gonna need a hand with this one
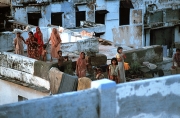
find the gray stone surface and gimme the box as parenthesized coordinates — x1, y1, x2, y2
(77, 37, 99, 53)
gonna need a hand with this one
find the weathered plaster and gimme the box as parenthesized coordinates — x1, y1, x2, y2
(0, 66, 50, 91)
(0, 32, 14, 52)
(0, 88, 99, 118)
(124, 45, 163, 63)
(112, 25, 143, 48)
(0, 52, 36, 75)
(0, 79, 49, 105)
(1, 75, 180, 117)
(116, 75, 180, 118)
(130, 9, 143, 25)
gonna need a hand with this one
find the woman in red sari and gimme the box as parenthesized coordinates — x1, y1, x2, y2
(34, 26, 44, 60)
(26, 31, 39, 59)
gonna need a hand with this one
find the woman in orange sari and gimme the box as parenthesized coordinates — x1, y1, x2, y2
(34, 26, 44, 60)
(48, 28, 61, 61)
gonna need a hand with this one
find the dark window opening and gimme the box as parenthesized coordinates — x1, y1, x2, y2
(28, 12, 42, 26)
(51, 12, 63, 26)
(95, 10, 108, 24)
(119, 0, 134, 25)
(18, 95, 28, 102)
(76, 11, 86, 27)
(94, 32, 105, 37)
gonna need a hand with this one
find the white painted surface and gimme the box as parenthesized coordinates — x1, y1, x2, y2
(0, 79, 49, 105)
(0, 52, 36, 75)
(1, 76, 180, 117)
(0, 67, 50, 91)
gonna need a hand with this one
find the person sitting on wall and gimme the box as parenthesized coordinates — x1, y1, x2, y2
(172, 48, 180, 68)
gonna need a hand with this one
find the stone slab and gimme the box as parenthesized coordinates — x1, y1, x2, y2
(48, 67, 64, 94)
(77, 77, 91, 91)
(0, 66, 50, 91)
(124, 45, 163, 64)
(0, 52, 36, 75)
(77, 37, 99, 53)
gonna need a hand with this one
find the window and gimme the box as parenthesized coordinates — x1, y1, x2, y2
(119, 0, 134, 25)
(95, 10, 109, 24)
(51, 12, 63, 26)
(28, 12, 42, 26)
(18, 95, 28, 101)
(76, 11, 86, 27)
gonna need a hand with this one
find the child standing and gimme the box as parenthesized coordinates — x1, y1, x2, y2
(76, 52, 89, 78)
(108, 58, 120, 83)
(41, 44, 47, 61)
(14, 31, 26, 55)
(116, 47, 126, 83)
(57, 50, 65, 72)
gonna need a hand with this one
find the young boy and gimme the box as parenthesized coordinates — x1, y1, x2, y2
(95, 68, 105, 80)
(41, 44, 47, 61)
(57, 50, 65, 72)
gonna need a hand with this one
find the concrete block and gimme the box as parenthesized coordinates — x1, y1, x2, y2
(48, 67, 63, 94)
(124, 45, 163, 64)
(0, 52, 36, 75)
(77, 37, 99, 53)
(91, 79, 116, 118)
(0, 32, 15, 52)
(0, 66, 50, 91)
(86, 53, 107, 66)
(77, 77, 91, 91)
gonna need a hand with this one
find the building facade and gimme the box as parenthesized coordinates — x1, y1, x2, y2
(10, 0, 119, 42)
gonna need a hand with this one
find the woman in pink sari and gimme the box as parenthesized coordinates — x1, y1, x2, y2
(34, 26, 44, 60)
(76, 52, 89, 78)
(48, 28, 61, 61)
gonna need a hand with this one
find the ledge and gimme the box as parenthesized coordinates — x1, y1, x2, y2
(0, 67, 50, 93)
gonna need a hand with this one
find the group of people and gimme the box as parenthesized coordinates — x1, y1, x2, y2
(14, 26, 126, 83)
(14, 27, 61, 62)
(98, 47, 126, 83)
(74, 47, 126, 84)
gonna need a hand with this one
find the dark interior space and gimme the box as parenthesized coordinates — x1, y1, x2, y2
(76, 11, 86, 27)
(51, 12, 63, 26)
(28, 12, 42, 26)
(95, 10, 108, 24)
(0, 4, 10, 32)
(150, 27, 174, 56)
(119, 0, 134, 25)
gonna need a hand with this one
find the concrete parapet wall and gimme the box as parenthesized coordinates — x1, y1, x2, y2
(0, 67, 50, 91)
(0, 52, 36, 75)
(0, 75, 180, 117)
(0, 52, 50, 92)
(0, 89, 99, 118)
(124, 45, 163, 64)
(116, 75, 180, 118)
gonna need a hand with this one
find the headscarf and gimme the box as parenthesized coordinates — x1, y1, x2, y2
(50, 28, 61, 46)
